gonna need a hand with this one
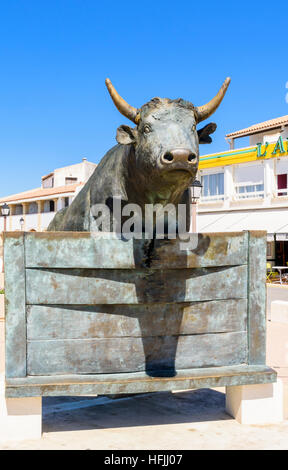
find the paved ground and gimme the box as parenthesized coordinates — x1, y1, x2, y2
(1, 388, 288, 450)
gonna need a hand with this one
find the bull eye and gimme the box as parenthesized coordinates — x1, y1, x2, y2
(143, 124, 151, 134)
(191, 124, 196, 132)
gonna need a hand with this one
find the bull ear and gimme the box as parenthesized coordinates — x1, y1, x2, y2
(197, 122, 217, 144)
(116, 125, 137, 145)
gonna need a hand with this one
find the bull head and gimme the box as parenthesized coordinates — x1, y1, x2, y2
(105, 78, 231, 206)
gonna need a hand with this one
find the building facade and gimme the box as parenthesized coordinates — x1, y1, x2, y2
(198, 115, 288, 266)
(0, 158, 97, 233)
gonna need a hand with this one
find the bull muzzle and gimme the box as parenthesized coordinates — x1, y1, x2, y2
(160, 148, 197, 171)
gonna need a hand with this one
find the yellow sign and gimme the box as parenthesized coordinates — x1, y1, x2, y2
(199, 136, 288, 170)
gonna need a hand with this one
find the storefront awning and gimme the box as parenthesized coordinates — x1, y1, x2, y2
(198, 209, 288, 239)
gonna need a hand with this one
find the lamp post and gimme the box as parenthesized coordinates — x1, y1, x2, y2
(1, 203, 10, 232)
(20, 217, 24, 231)
(1, 203, 10, 273)
(190, 180, 202, 233)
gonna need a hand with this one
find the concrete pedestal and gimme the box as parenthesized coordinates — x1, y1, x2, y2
(0, 375, 42, 442)
(0, 273, 4, 290)
(226, 379, 283, 424)
(271, 301, 288, 323)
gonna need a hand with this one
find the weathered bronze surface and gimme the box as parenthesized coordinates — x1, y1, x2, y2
(6, 366, 276, 398)
(4, 231, 276, 397)
(48, 78, 230, 231)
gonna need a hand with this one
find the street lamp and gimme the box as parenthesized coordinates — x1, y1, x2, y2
(1, 203, 10, 232)
(1, 203, 10, 273)
(190, 180, 202, 233)
(20, 217, 24, 231)
(191, 179, 203, 203)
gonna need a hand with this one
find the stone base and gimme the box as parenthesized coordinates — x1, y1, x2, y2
(0, 295, 4, 319)
(0, 320, 4, 374)
(0, 375, 41, 442)
(226, 379, 283, 424)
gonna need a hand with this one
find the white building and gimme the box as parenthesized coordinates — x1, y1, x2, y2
(0, 158, 97, 233)
(198, 115, 288, 266)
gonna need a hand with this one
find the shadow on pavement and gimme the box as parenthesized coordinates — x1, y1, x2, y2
(42, 388, 231, 434)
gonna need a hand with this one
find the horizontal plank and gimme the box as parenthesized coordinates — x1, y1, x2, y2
(27, 299, 247, 340)
(23, 231, 248, 269)
(6, 365, 277, 397)
(27, 331, 248, 375)
(26, 265, 247, 305)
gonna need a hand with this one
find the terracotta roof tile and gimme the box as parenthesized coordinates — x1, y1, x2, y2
(0, 183, 82, 204)
(226, 115, 288, 139)
(41, 172, 54, 181)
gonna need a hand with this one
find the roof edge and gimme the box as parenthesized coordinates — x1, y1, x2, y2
(226, 115, 288, 139)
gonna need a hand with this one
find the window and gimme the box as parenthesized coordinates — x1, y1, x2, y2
(42, 176, 54, 189)
(15, 205, 23, 215)
(234, 164, 264, 199)
(64, 197, 69, 207)
(236, 183, 264, 198)
(267, 241, 275, 259)
(44, 200, 55, 212)
(201, 173, 224, 201)
(28, 202, 38, 214)
(65, 177, 77, 185)
(277, 174, 288, 196)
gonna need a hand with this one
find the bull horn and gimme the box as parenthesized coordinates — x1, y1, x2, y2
(105, 78, 140, 124)
(195, 77, 231, 123)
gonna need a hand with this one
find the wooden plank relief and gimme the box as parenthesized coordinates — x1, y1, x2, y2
(24, 231, 248, 269)
(149, 232, 248, 269)
(27, 299, 247, 340)
(27, 331, 248, 375)
(3, 230, 269, 395)
(247, 231, 267, 365)
(4, 233, 27, 377)
(26, 264, 247, 305)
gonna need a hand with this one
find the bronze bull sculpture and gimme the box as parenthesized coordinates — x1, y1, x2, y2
(48, 78, 230, 232)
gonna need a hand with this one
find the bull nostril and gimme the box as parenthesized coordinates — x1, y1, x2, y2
(188, 153, 197, 162)
(163, 152, 174, 162)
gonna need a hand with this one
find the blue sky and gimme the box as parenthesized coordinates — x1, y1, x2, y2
(0, 0, 288, 197)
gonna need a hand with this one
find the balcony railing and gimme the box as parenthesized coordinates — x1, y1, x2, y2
(234, 182, 265, 200)
(277, 188, 288, 197)
(200, 194, 225, 202)
(234, 190, 265, 200)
